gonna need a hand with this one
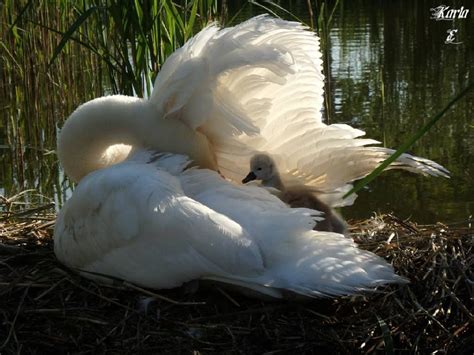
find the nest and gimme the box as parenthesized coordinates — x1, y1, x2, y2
(1, 193, 473, 353)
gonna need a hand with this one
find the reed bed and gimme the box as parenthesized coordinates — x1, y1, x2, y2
(1, 194, 472, 353)
(0, 0, 219, 197)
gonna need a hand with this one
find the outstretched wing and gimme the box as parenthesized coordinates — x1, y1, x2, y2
(150, 15, 448, 197)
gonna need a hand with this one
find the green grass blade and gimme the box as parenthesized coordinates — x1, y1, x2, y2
(0, 41, 22, 73)
(185, 0, 199, 40)
(7, 0, 34, 34)
(376, 315, 394, 355)
(47, 6, 98, 70)
(259, 1, 306, 24)
(344, 81, 474, 198)
(248, 0, 280, 18)
(162, 0, 185, 34)
(227, 2, 248, 25)
(327, 0, 340, 27)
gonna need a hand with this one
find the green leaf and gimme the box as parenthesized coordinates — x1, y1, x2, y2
(47, 6, 98, 70)
(185, 0, 199, 40)
(7, 0, 34, 34)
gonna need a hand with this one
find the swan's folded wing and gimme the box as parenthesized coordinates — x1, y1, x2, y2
(54, 160, 264, 289)
(178, 167, 407, 297)
(150, 15, 448, 193)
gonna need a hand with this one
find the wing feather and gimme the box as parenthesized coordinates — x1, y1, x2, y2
(178, 167, 406, 297)
(150, 15, 448, 203)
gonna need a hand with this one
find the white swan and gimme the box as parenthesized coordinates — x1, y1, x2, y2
(54, 16, 448, 298)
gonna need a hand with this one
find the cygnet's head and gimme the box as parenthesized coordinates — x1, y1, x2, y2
(242, 153, 277, 184)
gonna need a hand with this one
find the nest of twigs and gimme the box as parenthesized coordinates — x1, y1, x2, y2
(1, 193, 473, 354)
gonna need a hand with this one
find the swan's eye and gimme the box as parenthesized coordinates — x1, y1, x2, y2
(257, 167, 262, 171)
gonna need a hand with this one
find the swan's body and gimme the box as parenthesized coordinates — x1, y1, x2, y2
(242, 153, 348, 235)
(54, 16, 448, 298)
(55, 151, 404, 297)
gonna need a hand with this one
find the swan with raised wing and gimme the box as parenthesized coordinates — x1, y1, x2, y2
(54, 16, 448, 298)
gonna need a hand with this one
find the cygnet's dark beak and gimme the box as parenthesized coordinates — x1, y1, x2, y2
(242, 171, 257, 184)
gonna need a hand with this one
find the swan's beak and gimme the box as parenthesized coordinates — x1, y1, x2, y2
(242, 171, 257, 184)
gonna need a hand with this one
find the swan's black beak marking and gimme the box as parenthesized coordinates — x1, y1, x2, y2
(242, 171, 257, 184)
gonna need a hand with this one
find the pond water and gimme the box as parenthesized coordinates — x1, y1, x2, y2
(1, 1, 473, 224)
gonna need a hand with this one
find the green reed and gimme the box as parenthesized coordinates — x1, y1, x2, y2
(0, 1, 218, 200)
(46, 0, 219, 97)
(1, 1, 102, 199)
(314, 0, 339, 124)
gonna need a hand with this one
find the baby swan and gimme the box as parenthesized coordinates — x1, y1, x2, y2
(242, 153, 348, 235)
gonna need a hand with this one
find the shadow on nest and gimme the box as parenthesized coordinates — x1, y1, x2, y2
(1, 194, 472, 353)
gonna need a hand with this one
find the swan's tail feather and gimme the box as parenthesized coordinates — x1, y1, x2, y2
(383, 149, 451, 178)
(267, 234, 409, 298)
(207, 230, 408, 299)
(202, 262, 408, 300)
(202, 276, 284, 299)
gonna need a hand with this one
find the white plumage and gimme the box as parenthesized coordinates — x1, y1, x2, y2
(55, 152, 406, 298)
(54, 16, 447, 298)
(150, 15, 448, 197)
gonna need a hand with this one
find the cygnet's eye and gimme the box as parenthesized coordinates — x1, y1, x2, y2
(257, 167, 262, 171)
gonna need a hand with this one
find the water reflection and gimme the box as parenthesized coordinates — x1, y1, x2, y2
(1, 1, 472, 223)
(325, 1, 473, 223)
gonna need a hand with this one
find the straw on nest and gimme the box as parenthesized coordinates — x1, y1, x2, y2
(1, 193, 473, 353)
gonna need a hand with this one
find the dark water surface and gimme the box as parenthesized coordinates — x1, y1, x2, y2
(328, 1, 473, 224)
(1, 1, 473, 223)
(232, 0, 474, 224)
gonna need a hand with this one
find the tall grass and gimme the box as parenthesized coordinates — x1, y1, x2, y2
(47, 0, 219, 97)
(1, 1, 104, 201)
(0, 0, 218, 200)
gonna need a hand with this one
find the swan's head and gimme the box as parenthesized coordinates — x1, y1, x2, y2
(242, 153, 277, 184)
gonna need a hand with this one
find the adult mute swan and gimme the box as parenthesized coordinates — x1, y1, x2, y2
(55, 151, 406, 297)
(55, 16, 447, 298)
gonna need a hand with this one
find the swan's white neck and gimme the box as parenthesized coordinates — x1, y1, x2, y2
(58, 95, 216, 182)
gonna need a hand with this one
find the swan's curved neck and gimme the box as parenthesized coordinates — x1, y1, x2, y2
(58, 95, 216, 182)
